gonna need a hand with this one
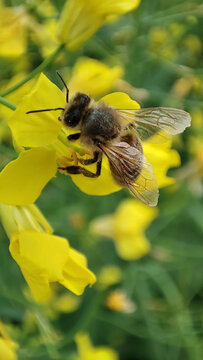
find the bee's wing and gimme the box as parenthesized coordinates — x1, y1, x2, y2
(100, 141, 159, 207)
(117, 107, 191, 143)
(127, 155, 159, 207)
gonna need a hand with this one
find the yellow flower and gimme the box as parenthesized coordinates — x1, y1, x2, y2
(106, 289, 136, 313)
(57, 0, 141, 50)
(0, 6, 26, 57)
(0, 148, 57, 205)
(143, 140, 180, 188)
(75, 333, 118, 360)
(183, 34, 202, 54)
(0, 74, 35, 121)
(0, 203, 96, 303)
(5, 73, 180, 206)
(67, 57, 123, 98)
(52, 293, 81, 313)
(97, 265, 122, 289)
(0, 74, 36, 143)
(90, 199, 158, 260)
(0, 3, 61, 60)
(0, 322, 18, 360)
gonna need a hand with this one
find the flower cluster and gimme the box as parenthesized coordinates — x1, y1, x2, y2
(0, 0, 195, 358)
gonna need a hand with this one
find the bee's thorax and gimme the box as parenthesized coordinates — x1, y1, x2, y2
(81, 104, 121, 145)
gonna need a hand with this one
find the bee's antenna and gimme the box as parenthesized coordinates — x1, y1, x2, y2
(26, 107, 64, 114)
(56, 71, 69, 103)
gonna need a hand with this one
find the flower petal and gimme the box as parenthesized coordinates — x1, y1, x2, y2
(0, 338, 17, 360)
(114, 199, 158, 236)
(75, 333, 119, 360)
(71, 156, 121, 196)
(57, 0, 140, 50)
(100, 92, 140, 109)
(0, 148, 57, 205)
(143, 141, 181, 187)
(0, 7, 26, 58)
(8, 73, 64, 147)
(9, 231, 70, 302)
(62, 248, 96, 295)
(10, 231, 96, 302)
(69, 58, 123, 98)
(115, 233, 151, 260)
(113, 199, 157, 259)
(99, 0, 141, 14)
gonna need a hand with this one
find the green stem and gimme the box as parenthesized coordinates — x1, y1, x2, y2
(0, 96, 16, 111)
(0, 44, 65, 97)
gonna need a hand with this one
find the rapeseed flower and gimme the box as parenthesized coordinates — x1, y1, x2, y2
(67, 57, 123, 98)
(0, 6, 26, 58)
(90, 199, 158, 260)
(0, 203, 96, 303)
(4, 73, 180, 205)
(106, 289, 136, 313)
(97, 265, 122, 289)
(57, 0, 141, 50)
(0, 74, 35, 143)
(74, 333, 118, 360)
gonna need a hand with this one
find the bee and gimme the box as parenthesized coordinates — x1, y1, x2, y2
(26, 72, 191, 206)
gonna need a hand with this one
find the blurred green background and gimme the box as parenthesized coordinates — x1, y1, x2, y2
(0, 0, 203, 359)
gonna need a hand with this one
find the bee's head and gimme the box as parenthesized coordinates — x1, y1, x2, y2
(60, 93, 90, 128)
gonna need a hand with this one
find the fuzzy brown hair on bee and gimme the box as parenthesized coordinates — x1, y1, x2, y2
(26, 72, 191, 207)
(60, 93, 122, 147)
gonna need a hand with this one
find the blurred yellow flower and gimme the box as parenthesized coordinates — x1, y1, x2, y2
(188, 136, 203, 176)
(106, 289, 136, 313)
(190, 109, 203, 132)
(0, 6, 26, 57)
(0, 203, 96, 303)
(97, 265, 123, 289)
(172, 77, 193, 98)
(67, 57, 123, 98)
(143, 139, 180, 188)
(75, 333, 118, 360)
(52, 293, 81, 313)
(0, 3, 61, 60)
(183, 34, 202, 54)
(90, 199, 158, 260)
(57, 0, 141, 50)
(149, 26, 177, 60)
(0, 322, 18, 360)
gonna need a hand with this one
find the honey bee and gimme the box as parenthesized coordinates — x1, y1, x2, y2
(26, 72, 191, 206)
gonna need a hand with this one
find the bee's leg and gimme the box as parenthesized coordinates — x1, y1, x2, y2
(67, 133, 81, 141)
(78, 151, 99, 165)
(59, 158, 102, 178)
